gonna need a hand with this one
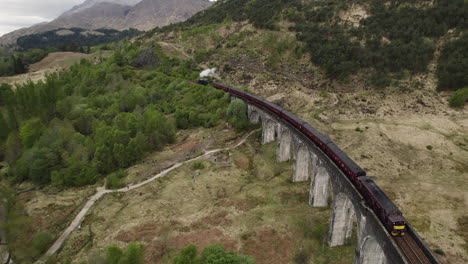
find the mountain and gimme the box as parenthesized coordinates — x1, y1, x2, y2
(124, 0, 215, 31)
(62, 0, 143, 16)
(0, 0, 212, 46)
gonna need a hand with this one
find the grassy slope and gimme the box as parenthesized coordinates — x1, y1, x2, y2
(139, 10, 467, 264)
(52, 126, 355, 264)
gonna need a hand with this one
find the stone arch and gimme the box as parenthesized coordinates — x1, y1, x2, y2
(328, 192, 357, 247)
(359, 236, 387, 264)
(309, 165, 330, 207)
(292, 144, 311, 182)
(276, 128, 292, 162)
(262, 118, 277, 144)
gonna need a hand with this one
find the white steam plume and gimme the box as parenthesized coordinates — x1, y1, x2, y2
(200, 68, 217, 78)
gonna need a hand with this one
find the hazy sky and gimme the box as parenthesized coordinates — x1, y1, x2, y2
(0, 0, 84, 36)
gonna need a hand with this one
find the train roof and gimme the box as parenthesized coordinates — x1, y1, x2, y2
(326, 142, 366, 176)
(302, 123, 333, 145)
(358, 176, 401, 214)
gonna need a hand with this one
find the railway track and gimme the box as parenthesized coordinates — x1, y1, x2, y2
(394, 234, 431, 264)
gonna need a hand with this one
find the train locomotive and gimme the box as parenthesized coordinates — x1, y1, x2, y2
(196, 79, 407, 237)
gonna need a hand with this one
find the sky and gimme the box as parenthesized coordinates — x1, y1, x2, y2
(0, 0, 86, 37)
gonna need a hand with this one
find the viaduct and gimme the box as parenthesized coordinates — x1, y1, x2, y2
(209, 82, 440, 264)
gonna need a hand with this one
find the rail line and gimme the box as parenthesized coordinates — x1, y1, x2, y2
(201, 80, 440, 264)
(394, 234, 431, 264)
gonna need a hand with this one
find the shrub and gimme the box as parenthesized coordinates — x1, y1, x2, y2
(313, 223, 328, 241)
(191, 161, 205, 170)
(106, 170, 127, 189)
(120, 243, 144, 264)
(19, 118, 45, 148)
(426, 145, 433, 150)
(293, 248, 310, 264)
(227, 99, 249, 132)
(437, 33, 468, 91)
(449, 87, 468, 108)
(106, 245, 123, 264)
(32, 231, 54, 254)
(434, 248, 445, 255)
(173, 244, 197, 264)
(173, 244, 256, 264)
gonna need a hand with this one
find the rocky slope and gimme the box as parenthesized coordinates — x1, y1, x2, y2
(0, 0, 212, 45)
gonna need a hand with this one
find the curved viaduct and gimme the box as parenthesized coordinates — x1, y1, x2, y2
(207, 82, 440, 264)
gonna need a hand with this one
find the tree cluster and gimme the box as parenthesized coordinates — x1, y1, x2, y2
(103, 243, 144, 264)
(0, 43, 229, 187)
(0, 48, 58, 77)
(437, 32, 468, 91)
(153, 0, 295, 33)
(17, 28, 141, 51)
(293, 0, 467, 81)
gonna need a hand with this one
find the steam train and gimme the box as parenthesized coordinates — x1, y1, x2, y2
(196, 79, 407, 237)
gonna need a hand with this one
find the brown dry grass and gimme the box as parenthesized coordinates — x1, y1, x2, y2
(53, 129, 355, 263)
(240, 227, 296, 264)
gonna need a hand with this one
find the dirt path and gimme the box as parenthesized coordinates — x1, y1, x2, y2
(43, 131, 255, 258)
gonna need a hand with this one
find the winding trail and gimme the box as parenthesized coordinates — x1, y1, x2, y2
(44, 131, 255, 257)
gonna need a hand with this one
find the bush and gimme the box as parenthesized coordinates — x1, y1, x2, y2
(106, 245, 123, 264)
(191, 161, 205, 170)
(227, 99, 249, 132)
(449, 87, 468, 108)
(293, 248, 310, 264)
(437, 33, 468, 91)
(32, 231, 54, 254)
(173, 244, 197, 264)
(106, 170, 127, 189)
(426, 145, 433, 150)
(19, 118, 45, 148)
(173, 244, 255, 264)
(120, 243, 144, 264)
(312, 223, 328, 241)
(434, 248, 445, 256)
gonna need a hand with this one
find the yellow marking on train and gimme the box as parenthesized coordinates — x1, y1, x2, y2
(394, 226, 405, 230)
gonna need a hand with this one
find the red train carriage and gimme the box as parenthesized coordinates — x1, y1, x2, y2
(357, 176, 406, 236)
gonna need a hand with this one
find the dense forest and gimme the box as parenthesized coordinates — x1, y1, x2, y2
(17, 28, 142, 51)
(0, 41, 248, 188)
(155, 0, 468, 101)
(0, 48, 53, 76)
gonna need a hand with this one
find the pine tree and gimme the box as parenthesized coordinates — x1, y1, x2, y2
(0, 112, 9, 140)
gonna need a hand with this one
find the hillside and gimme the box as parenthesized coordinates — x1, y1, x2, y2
(0, 0, 467, 264)
(133, 0, 468, 262)
(0, 0, 213, 46)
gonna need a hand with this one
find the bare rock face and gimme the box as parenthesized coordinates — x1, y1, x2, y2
(62, 0, 143, 16)
(124, 0, 213, 31)
(0, 0, 212, 45)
